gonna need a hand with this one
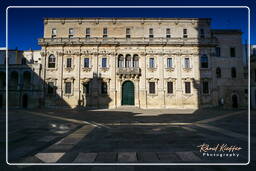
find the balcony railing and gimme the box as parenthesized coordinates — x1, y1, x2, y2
(38, 37, 218, 46)
(117, 67, 141, 75)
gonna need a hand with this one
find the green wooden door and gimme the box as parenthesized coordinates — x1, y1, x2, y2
(122, 81, 134, 105)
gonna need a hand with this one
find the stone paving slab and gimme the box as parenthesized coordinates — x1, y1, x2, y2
(176, 151, 201, 161)
(157, 152, 180, 162)
(37, 136, 58, 142)
(95, 152, 117, 163)
(35, 152, 65, 163)
(118, 152, 137, 162)
(73, 152, 98, 163)
(138, 152, 159, 162)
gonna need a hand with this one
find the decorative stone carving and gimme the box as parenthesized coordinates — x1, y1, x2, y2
(165, 67, 175, 72)
(82, 67, 92, 72)
(100, 67, 109, 72)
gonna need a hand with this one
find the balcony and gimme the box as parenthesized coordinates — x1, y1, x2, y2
(38, 37, 218, 46)
(117, 67, 141, 77)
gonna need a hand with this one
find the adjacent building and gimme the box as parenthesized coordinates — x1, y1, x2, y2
(0, 48, 43, 108)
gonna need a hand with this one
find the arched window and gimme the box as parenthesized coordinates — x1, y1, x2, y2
(23, 71, 31, 89)
(231, 67, 237, 78)
(200, 55, 208, 68)
(125, 54, 132, 68)
(48, 55, 56, 68)
(118, 54, 124, 68)
(10, 71, 19, 89)
(133, 54, 139, 68)
(216, 67, 221, 78)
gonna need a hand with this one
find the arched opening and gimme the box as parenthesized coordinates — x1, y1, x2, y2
(23, 71, 31, 89)
(118, 54, 124, 68)
(122, 81, 134, 105)
(0, 72, 6, 89)
(48, 54, 56, 68)
(133, 54, 139, 68)
(10, 71, 19, 90)
(125, 54, 132, 68)
(232, 94, 238, 108)
(22, 94, 28, 108)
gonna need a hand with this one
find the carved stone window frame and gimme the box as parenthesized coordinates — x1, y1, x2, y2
(46, 53, 58, 71)
(82, 55, 92, 72)
(182, 77, 194, 95)
(45, 77, 57, 96)
(182, 56, 192, 72)
(165, 55, 175, 72)
(147, 56, 157, 72)
(63, 77, 75, 96)
(99, 55, 110, 72)
(164, 78, 176, 96)
(64, 55, 75, 72)
(146, 78, 159, 96)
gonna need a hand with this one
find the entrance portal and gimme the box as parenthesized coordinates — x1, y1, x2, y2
(232, 94, 238, 108)
(22, 94, 28, 108)
(122, 81, 134, 105)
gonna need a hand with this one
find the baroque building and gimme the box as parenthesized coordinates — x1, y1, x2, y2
(2, 18, 247, 109)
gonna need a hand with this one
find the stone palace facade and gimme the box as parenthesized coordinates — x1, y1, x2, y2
(34, 17, 247, 109)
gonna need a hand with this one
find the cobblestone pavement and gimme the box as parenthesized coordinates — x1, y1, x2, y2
(1, 108, 255, 170)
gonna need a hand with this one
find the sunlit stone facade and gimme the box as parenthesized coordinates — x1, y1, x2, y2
(38, 18, 247, 109)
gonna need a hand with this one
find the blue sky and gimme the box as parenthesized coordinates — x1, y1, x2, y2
(0, 0, 255, 50)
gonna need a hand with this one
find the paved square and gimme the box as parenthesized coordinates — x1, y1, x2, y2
(2, 108, 253, 164)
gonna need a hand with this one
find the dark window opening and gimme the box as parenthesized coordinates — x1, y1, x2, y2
(167, 82, 173, 94)
(185, 82, 191, 94)
(149, 82, 155, 94)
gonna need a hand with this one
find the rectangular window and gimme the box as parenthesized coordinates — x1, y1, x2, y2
(102, 58, 107, 68)
(101, 82, 108, 94)
(52, 28, 57, 38)
(126, 28, 131, 38)
(184, 58, 190, 69)
(86, 28, 90, 38)
(149, 82, 155, 94)
(66, 58, 72, 68)
(103, 28, 108, 38)
(185, 82, 191, 94)
(230, 47, 236, 57)
(183, 29, 188, 38)
(84, 58, 90, 68)
(200, 29, 205, 38)
(149, 58, 155, 68)
(202, 81, 209, 94)
(215, 47, 221, 57)
(167, 82, 173, 94)
(47, 82, 54, 95)
(166, 28, 171, 38)
(65, 82, 72, 94)
(167, 58, 173, 68)
(149, 28, 154, 38)
(69, 28, 74, 38)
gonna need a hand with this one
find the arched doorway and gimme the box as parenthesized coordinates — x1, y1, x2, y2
(122, 81, 134, 105)
(232, 94, 238, 108)
(22, 94, 28, 108)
